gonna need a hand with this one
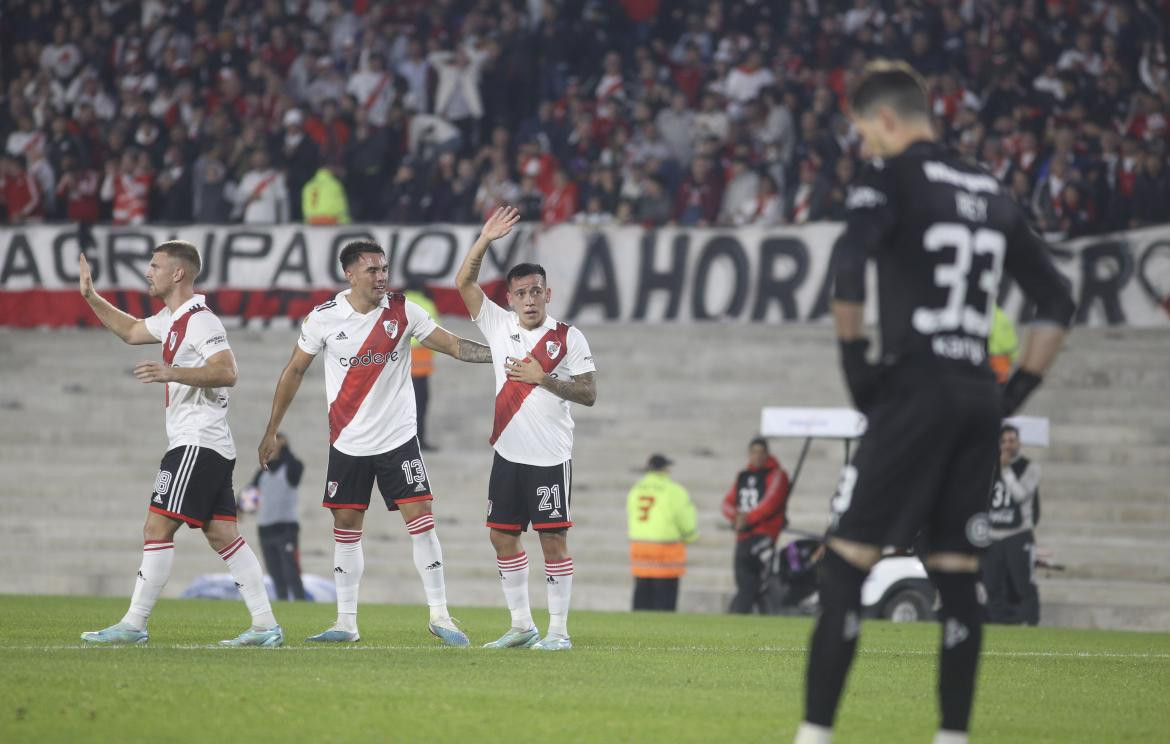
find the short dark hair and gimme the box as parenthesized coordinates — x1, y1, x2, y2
(848, 60, 931, 120)
(1001, 424, 1020, 437)
(154, 240, 201, 275)
(749, 437, 768, 450)
(506, 263, 547, 286)
(339, 240, 385, 270)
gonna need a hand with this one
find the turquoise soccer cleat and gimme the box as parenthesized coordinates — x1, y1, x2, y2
(482, 626, 540, 649)
(80, 622, 148, 645)
(428, 618, 470, 647)
(306, 628, 360, 643)
(531, 635, 572, 651)
(220, 625, 284, 647)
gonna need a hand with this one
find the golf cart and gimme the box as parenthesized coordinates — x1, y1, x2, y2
(756, 407, 1050, 623)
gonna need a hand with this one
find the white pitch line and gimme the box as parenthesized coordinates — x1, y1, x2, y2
(6, 644, 1170, 659)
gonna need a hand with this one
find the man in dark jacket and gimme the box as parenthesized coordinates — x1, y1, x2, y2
(722, 437, 790, 613)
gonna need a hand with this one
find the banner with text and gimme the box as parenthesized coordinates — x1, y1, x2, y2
(1, 222, 1167, 327)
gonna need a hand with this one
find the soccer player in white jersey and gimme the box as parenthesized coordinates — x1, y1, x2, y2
(456, 206, 598, 651)
(258, 240, 493, 645)
(78, 241, 282, 647)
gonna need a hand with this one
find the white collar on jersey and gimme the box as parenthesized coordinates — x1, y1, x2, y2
(336, 288, 389, 318)
(170, 293, 207, 318)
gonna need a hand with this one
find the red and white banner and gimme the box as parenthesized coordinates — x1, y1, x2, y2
(1, 222, 1168, 327)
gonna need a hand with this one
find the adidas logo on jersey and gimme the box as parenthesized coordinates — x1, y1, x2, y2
(547, 508, 562, 518)
(414, 482, 426, 492)
(335, 331, 348, 341)
(510, 333, 521, 342)
(152, 494, 163, 504)
(234, 581, 243, 589)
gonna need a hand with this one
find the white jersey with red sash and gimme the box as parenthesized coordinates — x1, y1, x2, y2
(298, 290, 437, 456)
(143, 294, 235, 459)
(473, 299, 596, 466)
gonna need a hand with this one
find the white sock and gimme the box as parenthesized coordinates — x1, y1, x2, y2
(933, 731, 968, 744)
(218, 536, 277, 630)
(333, 527, 363, 632)
(406, 514, 449, 621)
(794, 722, 833, 744)
(497, 552, 533, 630)
(545, 557, 573, 638)
(121, 540, 175, 630)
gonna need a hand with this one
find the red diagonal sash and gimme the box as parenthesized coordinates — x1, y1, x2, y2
(162, 305, 206, 407)
(328, 295, 408, 445)
(490, 322, 570, 445)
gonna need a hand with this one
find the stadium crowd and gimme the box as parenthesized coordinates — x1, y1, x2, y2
(1, 0, 1169, 239)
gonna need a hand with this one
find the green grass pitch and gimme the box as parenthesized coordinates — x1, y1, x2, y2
(1, 596, 1168, 743)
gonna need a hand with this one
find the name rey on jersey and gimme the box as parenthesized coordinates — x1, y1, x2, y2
(844, 145, 1024, 372)
(142, 294, 235, 459)
(298, 291, 437, 457)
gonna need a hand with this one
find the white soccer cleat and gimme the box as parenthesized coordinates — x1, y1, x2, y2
(306, 627, 360, 643)
(482, 626, 540, 649)
(531, 634, 572, 651)
(80, 622, 148, 645)
(220, 625, 284, 647)
(428, 617, 470, 647)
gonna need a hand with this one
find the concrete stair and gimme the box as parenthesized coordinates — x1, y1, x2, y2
(0, 323, 1167, 631)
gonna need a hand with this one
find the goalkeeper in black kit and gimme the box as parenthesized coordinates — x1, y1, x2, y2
(793, 61, 1075, 744)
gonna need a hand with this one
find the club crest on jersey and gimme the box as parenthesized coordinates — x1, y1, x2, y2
(168, 331, 178, 350)
(326, 481, 339, 500)
(383, 320, 399, 339)
(545, 340, 562, 359)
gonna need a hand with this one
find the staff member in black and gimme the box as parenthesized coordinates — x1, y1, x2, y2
(794, 60, 1075, 744)
(982, 424, 1041, 625)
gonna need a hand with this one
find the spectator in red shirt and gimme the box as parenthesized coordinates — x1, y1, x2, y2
(721, 437, 790, 614)
(55, 155, 101, 223)
(673, 154, 722, 226)
(541, 167, 578, 226)
(0, 154, 44, 224)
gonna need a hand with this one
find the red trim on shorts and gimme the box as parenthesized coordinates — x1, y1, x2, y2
(535, 521, 574, 530)
(211, 514, 237, 522)
(323, 502, 371, 510)
(486, 521, 523, 531)
(392, 494, 433, 507)
(149, 505, 203, 528)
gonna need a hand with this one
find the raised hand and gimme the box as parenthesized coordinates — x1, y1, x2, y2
(480, 205, 521, 243)
(79, 253, 95, 299)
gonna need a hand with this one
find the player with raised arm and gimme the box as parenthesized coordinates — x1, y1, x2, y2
(258, 240, 493, 646)
(793, 62, 1075, 744)
(78, 242, 283, 647)
(455, 207, 598, 652)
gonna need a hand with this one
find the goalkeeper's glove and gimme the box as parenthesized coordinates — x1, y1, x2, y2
(839, 338, 883, 412)
(1001, 369, 1043, 417)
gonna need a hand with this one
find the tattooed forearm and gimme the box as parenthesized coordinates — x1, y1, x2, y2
(539, 371, 596, 406)
(457, 338, 493, 363)
(464, 251, 484, 281)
